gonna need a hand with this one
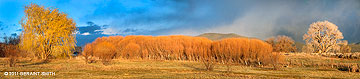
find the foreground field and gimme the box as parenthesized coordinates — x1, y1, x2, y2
(0, 53, 359, 79)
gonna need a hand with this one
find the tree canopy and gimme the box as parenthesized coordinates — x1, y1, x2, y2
(20, 3, 77, 59)
(303, 21, 343, 53)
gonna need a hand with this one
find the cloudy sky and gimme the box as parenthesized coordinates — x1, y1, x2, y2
(0, 0, 360, 46)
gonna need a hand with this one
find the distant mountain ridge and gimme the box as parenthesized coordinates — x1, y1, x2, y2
(196, 33, 250, 40)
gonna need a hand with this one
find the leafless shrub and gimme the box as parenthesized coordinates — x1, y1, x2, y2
(82, 44, 94, 64)
(302, 44, 314, 53)
(4, 45, 20, 67)
(332, 40, 351, 53)
(267, 52, 285, 70)
(1, 36, 21, 67)
(338, 63, 359, 72)
(224, 59, 233, 72)
(266, 35, 296, 53)
(201, 57, 215, 71)
(350, 64, 358, 72)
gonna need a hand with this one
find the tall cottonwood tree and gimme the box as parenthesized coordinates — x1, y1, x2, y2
(303, 21, 343, 53)
(20, 4, 76, 60)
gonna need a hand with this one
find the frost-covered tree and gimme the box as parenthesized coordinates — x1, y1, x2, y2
(303, 21, 343, 53)
(332, 40, 351, 53)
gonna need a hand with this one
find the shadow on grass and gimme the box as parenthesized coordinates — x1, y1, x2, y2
(316, 68, 337, 71)
(181, 64, 343, 79)
(232, 71, 341, 79)
(181, 63, 235, 73)
(19, 60, 49, 67)
(181, 64, 204, 71)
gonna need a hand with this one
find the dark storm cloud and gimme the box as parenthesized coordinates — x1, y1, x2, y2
(1, 0, 360, 44)
(147, 0, 360, 43)
(82, 0, 253, 35)
(77, 22, 103, 34)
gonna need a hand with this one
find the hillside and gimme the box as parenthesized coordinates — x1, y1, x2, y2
(196, 33, 249, 40)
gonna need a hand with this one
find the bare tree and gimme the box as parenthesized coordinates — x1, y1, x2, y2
(333, 40, 351, 53)
(266, 35, 296, 53)
(303, 21, 343, 53)
(302, 44, 314, 53)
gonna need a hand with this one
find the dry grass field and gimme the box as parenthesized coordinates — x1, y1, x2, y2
(0, 53, 359, 79)
(2, 1, 360, 79)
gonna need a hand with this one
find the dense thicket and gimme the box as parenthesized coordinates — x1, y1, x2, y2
(82, 36, 122, 63)
(211, 38, 279, 65)
(82, 35, 283, 66)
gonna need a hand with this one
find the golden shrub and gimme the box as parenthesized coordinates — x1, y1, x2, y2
(93, 41, 116, 65)
(211, 38, 280, 66)
(83, 35, 282, 66)
(82, 43, 94, 63)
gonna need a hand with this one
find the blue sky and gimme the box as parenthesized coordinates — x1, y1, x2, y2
(0, 0, 360, 45)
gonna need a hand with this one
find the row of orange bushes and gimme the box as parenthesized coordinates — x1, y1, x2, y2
(82, 35, 283, 66)
(212, 38, 282, 66)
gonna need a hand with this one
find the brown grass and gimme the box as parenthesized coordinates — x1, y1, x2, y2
(0, 54, 359, 78)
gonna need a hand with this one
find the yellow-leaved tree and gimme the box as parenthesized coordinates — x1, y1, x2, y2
(20, 4, 76, 60)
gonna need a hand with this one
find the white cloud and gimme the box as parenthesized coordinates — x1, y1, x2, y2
(100, 28, 119, 35)
(81, 32, 91, 35)
(73, 31, 80, 34)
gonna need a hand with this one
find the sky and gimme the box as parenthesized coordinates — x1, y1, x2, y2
(0, 0, 360, 46)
